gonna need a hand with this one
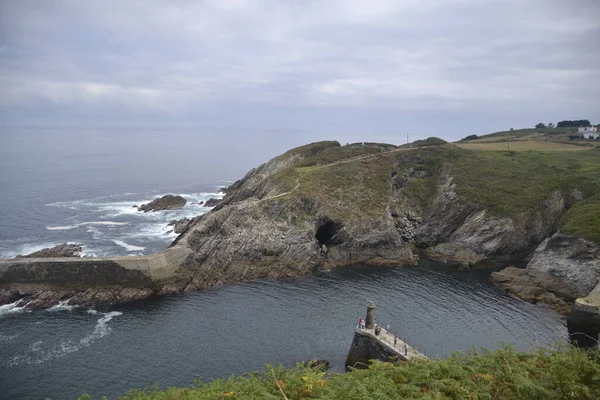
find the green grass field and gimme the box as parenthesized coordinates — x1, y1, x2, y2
(455, 141, 591, 152)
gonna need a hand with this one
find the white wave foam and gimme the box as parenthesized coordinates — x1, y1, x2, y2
(46, 298, 75, 312)
(46, 225, 78, 231)
(80, 311, 122, 346)
(1, 243, 59, 259)
(45, 199, 85, 210)
(7, 311, 123, 366)
(0, 299, 30, 317)
(87, 309, 97, 315)
(113, 239, 145, 252)
(97, 202, 145, 217)
(46, 221, 129, 231)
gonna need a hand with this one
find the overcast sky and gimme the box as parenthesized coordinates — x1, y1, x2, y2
(0, 0, 598, 143)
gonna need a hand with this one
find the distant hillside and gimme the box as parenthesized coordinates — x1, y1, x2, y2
(456, 126, 598, 152)
(465, 127, 577, 142)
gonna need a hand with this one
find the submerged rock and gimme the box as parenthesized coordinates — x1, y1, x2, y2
(16, 243, 82, 258)
(138, 195, 187, 212)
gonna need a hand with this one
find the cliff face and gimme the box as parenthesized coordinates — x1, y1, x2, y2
(169, 142, 600, 318)
(175, 143, 596, 280)
(2, 141, 599, 312)
(491, 234, 600, 314)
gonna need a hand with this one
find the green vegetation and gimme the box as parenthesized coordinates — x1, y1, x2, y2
(90, 345, 600, 400)
(456, 141, 589, 151)
(282, 141, 340, 158)
(461, 127, 577, 143)
(559, 193, 600, 244)
(460, 134, 478, 141)
(446, 148, 600, 217)
(295, 143, 395, 168)
(291, 152, 397, 222)
(557, 120, 592, 128)
(406, 137, 447, 147)
(266, 141, 600, 231)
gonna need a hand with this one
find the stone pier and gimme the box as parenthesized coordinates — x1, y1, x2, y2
(345, 302, 427, 369)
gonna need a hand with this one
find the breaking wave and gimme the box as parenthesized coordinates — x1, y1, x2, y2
(112, 240, 145, 252)
(0, 299, 31, 317)
(1, 188, 225, 259)
(46, 298, 76, 312)
(46, 221, 129, 231)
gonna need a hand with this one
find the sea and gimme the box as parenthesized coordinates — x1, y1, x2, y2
(0, 126, 569, 399)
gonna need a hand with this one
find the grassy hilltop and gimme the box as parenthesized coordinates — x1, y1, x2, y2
(249, 137, 600, 243)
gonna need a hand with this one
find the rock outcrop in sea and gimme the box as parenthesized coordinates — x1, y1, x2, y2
(203, 198, 222, 208)
(16, 243, 83, 258)
(138, 195, 186, 212)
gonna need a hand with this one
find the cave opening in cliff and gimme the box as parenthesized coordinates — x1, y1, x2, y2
(315, 220, 342, 246)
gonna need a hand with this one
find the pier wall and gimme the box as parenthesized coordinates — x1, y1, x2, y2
(0, 245, 190, 290)
(345, 328, 406, 369)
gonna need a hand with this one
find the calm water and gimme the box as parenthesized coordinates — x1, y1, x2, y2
(0, 263, 566, 399)
(0, 127, 568, 399)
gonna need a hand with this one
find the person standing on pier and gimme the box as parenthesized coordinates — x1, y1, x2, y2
(394, 336, 398, 347)
(404, 343, 408, 356)
(386, 323, 390, 332)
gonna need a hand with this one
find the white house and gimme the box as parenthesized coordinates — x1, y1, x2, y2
(583, 132, 599, 139)
(578, 126, 597, 133)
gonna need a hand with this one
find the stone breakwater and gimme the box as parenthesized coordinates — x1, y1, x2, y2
(0, 245, 190, 309)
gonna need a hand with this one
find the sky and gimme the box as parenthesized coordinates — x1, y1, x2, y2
(0, 0, 599, 144)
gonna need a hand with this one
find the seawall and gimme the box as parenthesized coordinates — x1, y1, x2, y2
(0, 245, 190, 291)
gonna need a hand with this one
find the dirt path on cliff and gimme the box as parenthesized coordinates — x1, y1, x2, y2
(259, 146, 422, 201)
(310, 146, 413, 170)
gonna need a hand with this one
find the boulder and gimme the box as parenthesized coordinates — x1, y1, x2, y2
(0, 289, 21, 305)
(16, 243, 82, 258)
(491, 266, 579, 314)
(138, 195, 186, 212)
(168, 218, 192, 234)
(204, 198, 222, 207)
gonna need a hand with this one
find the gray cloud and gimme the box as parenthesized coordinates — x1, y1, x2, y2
(0, 0, 598, 139)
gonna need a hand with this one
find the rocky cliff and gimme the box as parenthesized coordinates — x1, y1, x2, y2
(1, 141, 599, 314)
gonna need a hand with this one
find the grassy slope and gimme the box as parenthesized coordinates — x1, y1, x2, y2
(109, 346, 600, 400)
(559, 194, 600, 243)
(456, 141, 590, 152)
(463, 127, 576, 142)
(446, 148, 600, 218)
(269, 142, 600, 229)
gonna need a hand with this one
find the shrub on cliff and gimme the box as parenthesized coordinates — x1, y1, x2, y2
(101, 345, 600, 400)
